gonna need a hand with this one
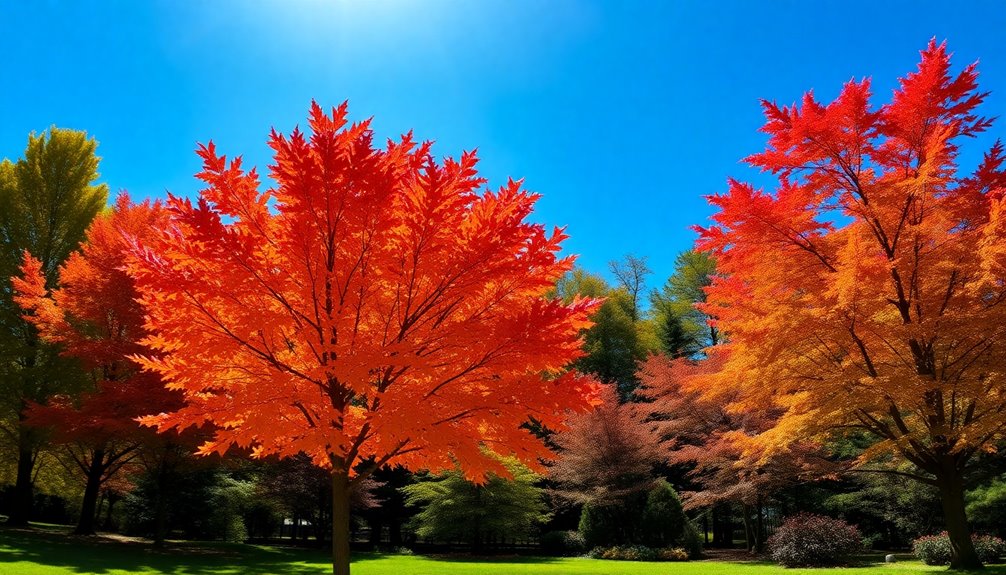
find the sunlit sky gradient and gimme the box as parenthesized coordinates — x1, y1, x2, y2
(1, 1, 1004, 290)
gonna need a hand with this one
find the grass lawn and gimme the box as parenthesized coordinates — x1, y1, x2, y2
(2, 526, 1004, 575)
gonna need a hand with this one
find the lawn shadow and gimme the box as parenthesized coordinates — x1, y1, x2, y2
(0, 526, 331, 575)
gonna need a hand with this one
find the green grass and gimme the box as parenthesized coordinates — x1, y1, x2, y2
(1, 526, 1003, 575)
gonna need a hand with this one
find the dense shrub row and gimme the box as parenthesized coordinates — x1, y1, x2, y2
(586, 545, 689, 561)
(577, 480, 702, 558)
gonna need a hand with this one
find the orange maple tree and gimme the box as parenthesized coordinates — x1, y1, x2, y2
(696, 41, 1006, 568)
(125, 102, 600, 575)
(13, 195, 180, 536)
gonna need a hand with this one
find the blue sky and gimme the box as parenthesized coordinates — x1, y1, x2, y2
(1, 0, 1004, 292)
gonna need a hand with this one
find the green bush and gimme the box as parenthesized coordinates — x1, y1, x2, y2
(578, 479, 700, 555)
(680, 519, 704, 558)
(913, 532, 1006, 565)
(540, 530, 587, 556)
(641, 480, 685, 546)
(579, 500, 636, 549)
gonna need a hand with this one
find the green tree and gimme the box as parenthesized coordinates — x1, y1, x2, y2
(402, 457, 548, 550)
(650, 251, 717, 357)
(0, 128, 107, 525)
(555, 267, 653, 397)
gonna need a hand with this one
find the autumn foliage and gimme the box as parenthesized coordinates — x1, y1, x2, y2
(124, 102, 600, 573)
(13, 195, 179, 534)
(695, 40, 1005, 568)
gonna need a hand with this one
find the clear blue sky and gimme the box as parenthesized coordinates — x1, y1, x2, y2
(1, 1, 1004, 292)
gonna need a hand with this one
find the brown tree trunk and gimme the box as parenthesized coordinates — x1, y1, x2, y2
(332, 466, 351, 575)
(936, 465, 981, 570)
(75, 448, 106, 535)
(8, 440, 35, 527)
(754, 496, 765, 553)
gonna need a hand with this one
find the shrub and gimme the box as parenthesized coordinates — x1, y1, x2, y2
(589, 545, 688, 561)
(540, 530, 587, 557)
(600, 545, 656, 561)
(221, 515, 247, 543)
(583, 500, 627, 550)
(681, 519, 704, 558)
(913, 532, 1006, 565)
(578, 480, 701, 555)
(657, 547, 690, 561)
(973, 534, 1006, 563)
(913, 533, 952, 565)
(641, 480, 686, 546)
(767, 513, 862, 567)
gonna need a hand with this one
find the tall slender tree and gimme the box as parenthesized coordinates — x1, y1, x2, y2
(0, 128, 107, 525)
(609, 254, 651, 322)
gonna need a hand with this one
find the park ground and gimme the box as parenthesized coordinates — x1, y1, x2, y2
(0, 526, 1003, 575)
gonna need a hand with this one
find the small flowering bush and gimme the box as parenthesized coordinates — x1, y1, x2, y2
(913, 532, 1006, 565)
(587, 545, 690, 561)
(767, 513, 862, 567)
(974, 534, 1006, 564)
(913, 533, 952, 565)
(657, 547, 690, 561)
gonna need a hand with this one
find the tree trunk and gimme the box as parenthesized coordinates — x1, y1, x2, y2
(331, 466, 351, 575)
(741, 504, 753, 553)
(712, 504, 731, 548)
(153, 462, 168, 548)
(75, 448, 106, 535)
(754, 496, 765, 553)
(390, 518, 402, 547)
(103, 492, 118, 531)
(7, 441, 35, 526)
(936, 466, 982, 570)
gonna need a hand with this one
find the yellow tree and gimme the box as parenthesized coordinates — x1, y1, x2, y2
(126, 102, 600, 575)
(697, 41, 1004, 569)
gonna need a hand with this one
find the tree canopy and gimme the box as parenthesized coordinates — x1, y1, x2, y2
(695, 40, 1005, 569)
(124, 102, 601, 575)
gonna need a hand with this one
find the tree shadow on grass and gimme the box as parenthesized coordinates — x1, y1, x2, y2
(0, 526, 332, 575)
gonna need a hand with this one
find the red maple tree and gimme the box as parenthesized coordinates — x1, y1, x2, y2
(14, 195, 180, 535)
(125, 102, 600, 574)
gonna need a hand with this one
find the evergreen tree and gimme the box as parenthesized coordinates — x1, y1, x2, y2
(402, 457, 548, 549)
